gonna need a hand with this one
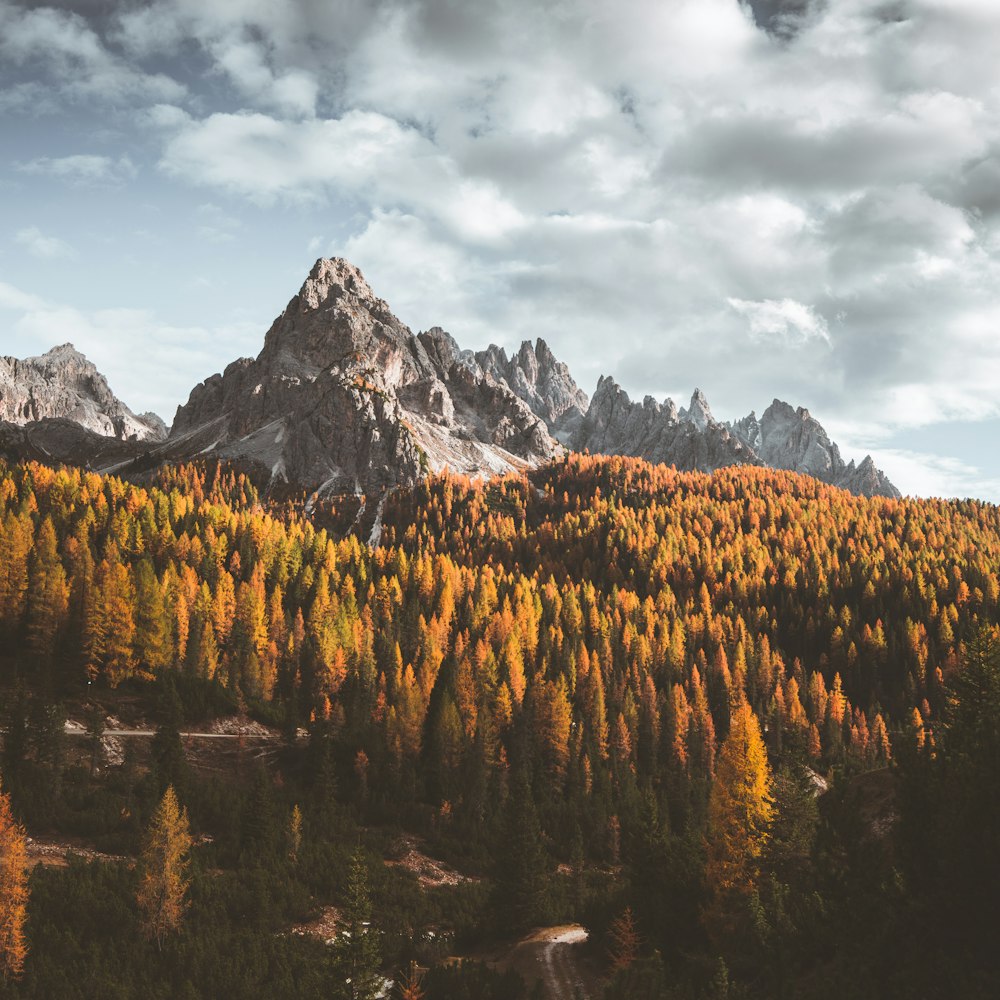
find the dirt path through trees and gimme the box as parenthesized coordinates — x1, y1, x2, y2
(502, 924, 593, 1000)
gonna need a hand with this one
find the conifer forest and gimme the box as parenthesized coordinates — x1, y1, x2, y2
(1, 454, 999, 998)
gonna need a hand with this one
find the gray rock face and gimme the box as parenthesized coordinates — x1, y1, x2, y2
(0, 344, 166, 442)
(575, 379, 899, 498)
(575, 379, 758, 473)
(169, 258, 561, 494)
(475, 338, 589, 442)
(0, 418, 145, 469)
(729, 399, 900, 497)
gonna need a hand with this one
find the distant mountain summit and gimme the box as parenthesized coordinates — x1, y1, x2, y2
(168, 258, 581, 494)
(475, 338, 589, 442)
(728, 399, 898, 497)
(0, 343, 166, 442)
(574, 378, 899, 498)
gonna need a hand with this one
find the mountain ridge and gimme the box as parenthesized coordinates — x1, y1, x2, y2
(1, 258, 899, 499)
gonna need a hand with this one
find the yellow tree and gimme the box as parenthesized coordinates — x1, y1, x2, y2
(703, 699, 774, 939)
(0, 786, 28, 982)
(137, 785, 193, 950)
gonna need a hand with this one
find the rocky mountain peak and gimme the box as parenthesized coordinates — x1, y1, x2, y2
(299, 257, 381, 311)
(168, 258, 565, 494)
(681, 388, 715, 430)
(9, 259, 898, 502)
(576, 379, 897, 498)
(575, 378, 752, 472)
(0, 342, 165, 442)
(37, 342, 87, 365)
(474, 336, 588, 441)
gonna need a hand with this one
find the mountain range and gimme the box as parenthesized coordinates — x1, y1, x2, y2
(0, 258, 899, 499)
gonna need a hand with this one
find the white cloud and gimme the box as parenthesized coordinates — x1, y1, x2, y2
(14, 226, 76, 259)
(7, 0, 1000, 496)
(155, 108, 526, 244)
(0, 2, 184, 105)
(17, 154, 137, 184)
(727, 297, 831, 345)
(0, 281, 44, 312)
(860, 448, 1000, 503)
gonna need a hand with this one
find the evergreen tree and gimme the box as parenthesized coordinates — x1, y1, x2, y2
(334, 846, 382, 1000)
(494, 773, 548, 933)
(134, 558, 171, 674)
(0, 687, 29, 794)
(907, 625, 1000, 960)
(607, 907, 640, 972)
(151, 681, 189, 800)
(23, 517, 69, 668)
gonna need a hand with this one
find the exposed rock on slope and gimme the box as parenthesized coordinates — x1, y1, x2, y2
(0, 418, 142, 469)
(169, 259, 563, 493)
(728, 400, 899, 497)
(575, 378, 760, 473)
(575, 378, 899, 498)
(0, 344, 166, 442)
(475, 339, 589, 441)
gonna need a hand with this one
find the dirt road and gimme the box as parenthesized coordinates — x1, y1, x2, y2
(502, 924, 594, 1000)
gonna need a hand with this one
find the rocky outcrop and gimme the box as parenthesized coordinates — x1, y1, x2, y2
(575, 379, 758, 473)
(168, 258, 561, 494)
(728, 400, 900, 497)
(475, 339, 589, 442)
(0, 418, 144, 469)
(0, 344, 166, 442)
(575, 378, 898, 497)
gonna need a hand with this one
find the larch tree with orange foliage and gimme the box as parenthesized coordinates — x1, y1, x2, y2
(703, 699, 775, 939)
(0, 785, 28, 982)
(137, 785, 193, 950)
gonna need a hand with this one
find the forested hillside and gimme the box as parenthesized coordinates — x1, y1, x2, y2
(1, 455, 998, 998)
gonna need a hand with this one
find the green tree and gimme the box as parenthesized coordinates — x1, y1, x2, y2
(908, 625, 1000, 959)
(334, 846, 382, 1000)
(494, 773, 549, 933)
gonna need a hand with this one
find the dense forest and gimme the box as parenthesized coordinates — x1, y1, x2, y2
(1, 454, 999, 998)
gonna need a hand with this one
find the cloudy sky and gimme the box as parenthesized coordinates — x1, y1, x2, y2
(2, 0, 999, 499)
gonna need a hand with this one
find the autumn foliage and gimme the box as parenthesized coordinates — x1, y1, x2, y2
(703, 699, 774, 938)
(136, 785, 192, 950)
(0, 786, 28, 981)
(0, 454, 996, 868)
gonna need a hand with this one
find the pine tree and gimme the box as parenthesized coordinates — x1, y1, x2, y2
(334, 846, 382, 1000)
(494, 773, 549, 933)
(703, 699, 774, 940)
(151, 682, 189, 798)
(134, 558, 171, 674)
(607, 907, 640, 972)
(0, 786, 28, 982)
(137, 785, 193, 950)
(24, 516, 69, 668)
